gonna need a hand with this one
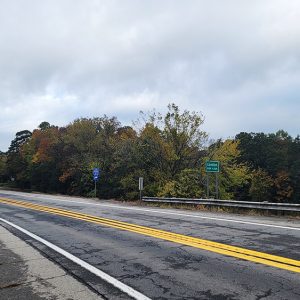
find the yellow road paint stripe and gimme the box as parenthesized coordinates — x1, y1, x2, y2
(0, 197, 300, 273)
(1, 198, 300, 264)
(2, 197, 299, 266)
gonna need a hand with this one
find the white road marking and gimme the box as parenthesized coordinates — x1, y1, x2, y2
(0, 217, 151, 300)
(1, 190, 300, 231)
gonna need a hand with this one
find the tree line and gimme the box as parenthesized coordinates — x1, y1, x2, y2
(0, 104, 299, 203)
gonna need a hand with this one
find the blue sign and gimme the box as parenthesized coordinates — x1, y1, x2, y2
(93, 168, 100, 181)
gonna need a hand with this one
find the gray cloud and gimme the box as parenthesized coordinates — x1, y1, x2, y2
(1, 0, 300, 150)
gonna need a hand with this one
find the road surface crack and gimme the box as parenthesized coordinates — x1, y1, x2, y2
(256, 289, 272, 299)
(0, 282, 24, 289)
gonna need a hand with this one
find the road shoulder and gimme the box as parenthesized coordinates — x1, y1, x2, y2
(0, 223, 102, 300)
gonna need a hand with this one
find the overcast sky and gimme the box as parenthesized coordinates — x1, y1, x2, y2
(1, 0, 300, 151)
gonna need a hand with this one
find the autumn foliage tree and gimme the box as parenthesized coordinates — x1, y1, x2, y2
(1, 104, 299, 203)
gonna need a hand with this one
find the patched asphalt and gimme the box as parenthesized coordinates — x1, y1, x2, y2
(0, 190, 300, 299)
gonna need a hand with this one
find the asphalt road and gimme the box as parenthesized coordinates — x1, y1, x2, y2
(0, 189, 300, 300)
(0, 224, 102, 300)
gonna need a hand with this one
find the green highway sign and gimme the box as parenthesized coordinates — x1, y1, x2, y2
(205, 160, 220, 173)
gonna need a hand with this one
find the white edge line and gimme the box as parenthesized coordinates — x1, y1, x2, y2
(0, 217, 151, 300)
(1, 191, 300, 231)
(27, 197, 300, 231)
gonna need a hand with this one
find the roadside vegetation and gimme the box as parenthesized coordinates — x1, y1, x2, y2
(0, 104, 299, 203)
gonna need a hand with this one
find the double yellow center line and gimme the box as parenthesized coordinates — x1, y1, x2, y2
(0, 197, 300, 273)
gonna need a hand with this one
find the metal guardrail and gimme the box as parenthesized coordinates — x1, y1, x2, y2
(142, 197, 300, 212)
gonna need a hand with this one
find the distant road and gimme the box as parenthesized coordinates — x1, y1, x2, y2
(0, 190, 300, 299)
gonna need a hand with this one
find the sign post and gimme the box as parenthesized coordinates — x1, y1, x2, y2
(139, 177, 144, 201)
(206, 174, 209, 198)
(205, 161, 220, 199)
(215, 172, 219, 199)
(93, 168, 100, 197)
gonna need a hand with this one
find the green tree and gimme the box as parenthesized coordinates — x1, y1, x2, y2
(114, 124, 165, 199)
(0, 152, 8, 183)
(6, 130, 32, 188)
(288, 135, 300, 203)
(60, 116, 121, 197)
(4, 106, 298, 204)
(159, 169, 204, 198)
(274, 171, 293, 203)
(38, 121, 51, 131)
(236, 130, 291, 176)
(249, 168, 274, 202)
(8, 130, 32, 153)
(206, 139, 251, 199)
(23, 125, 64, 193)
(163, 103, 207, 177)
